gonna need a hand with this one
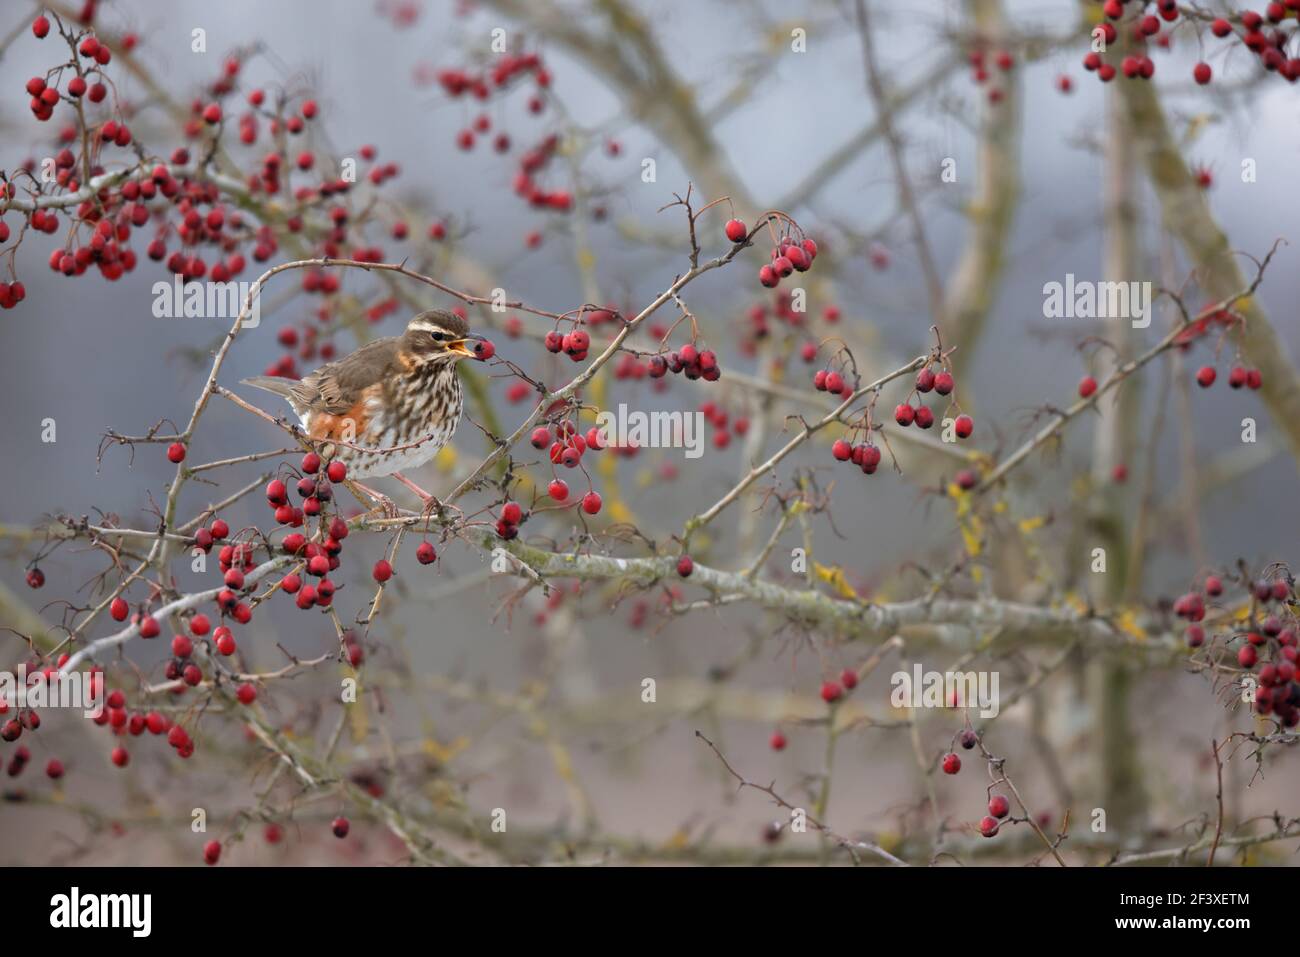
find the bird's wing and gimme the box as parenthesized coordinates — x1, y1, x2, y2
(290, 337, 400, 415)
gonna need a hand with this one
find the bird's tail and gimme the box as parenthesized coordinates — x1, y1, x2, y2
(240, 375, 296, 400)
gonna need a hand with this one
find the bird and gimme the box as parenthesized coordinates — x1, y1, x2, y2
(241, 308, 488, 508)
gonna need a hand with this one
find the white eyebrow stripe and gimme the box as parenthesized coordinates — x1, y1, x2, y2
(408, 319, 452, 334)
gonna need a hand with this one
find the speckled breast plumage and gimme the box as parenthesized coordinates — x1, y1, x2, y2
(300, 361, 463, 480)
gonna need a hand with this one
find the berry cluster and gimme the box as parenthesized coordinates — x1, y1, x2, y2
(967, 47, 1016, 104)
(647, 342, 721, 382)
(1195, 364, 1264, 390)
(529, 419, 605, 513)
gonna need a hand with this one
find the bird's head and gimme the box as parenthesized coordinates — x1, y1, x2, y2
(399, 309, 489, 366)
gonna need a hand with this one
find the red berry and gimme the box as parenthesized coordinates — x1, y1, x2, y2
(959, 729, 978, 749)
(820, 680, 843, 704)
(941, 752, 961, 775)
(167, 442, 187, 463)
(202, 103, 222, 124)
(1196, 366, 1216, 388)
(415, 542, 436, 565)
(326, 460, 346, 482)
(1193, 62, 1212, 84)
(979, 816, 1000, 838)
(502, 501, 523, 525)
(724, 219, 747, 243)
(301, 451, 321, 474)
(894, 403, 914, 427)
(110, 597, 129, 621)
(531, 426, 552, 449)
(372, 560, 393, 583)
(215, 632, 237, 656)
(210, 518, 230, 540)
(235, 683, 257, 705)
(332, 816, 350, 838)
(840, 668, 858, 690)
(1204, 575, 1223, 597)
(548, 479, 569, 501)
(676, 555, 694, 577)
(139, 615, 160, 638)
(581, 491, 602, 515)
(110, 746, 129, 768)
(988, 795, 1010, 818)
(954, 414, 973, 439)
(32, 16, 50, 38)
(769, 730, 787, 751)
(1211, 17, 1232, 37)
(203, 840, 221, 865)
(916, 368, 936, 393)
(1186, 625, 1205, 648)
(1246, 368, 1262, 390)
(831, 439, 852, 461)
(1078, 375, 1097, 398)
(824, 371, 845, 395)
(46, 758, 64, 779)
(1238, 645, 1258, 669)
(172, 634, 193, 658)
(933, 371, 954, 395)
(913, 406, 935, 429)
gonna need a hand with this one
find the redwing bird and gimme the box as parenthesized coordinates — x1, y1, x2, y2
(242, 309, 488, 506)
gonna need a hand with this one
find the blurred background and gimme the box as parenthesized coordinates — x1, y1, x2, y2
(1, 0, 1298, 865)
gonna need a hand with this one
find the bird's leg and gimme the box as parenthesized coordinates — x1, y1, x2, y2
(346, 479, 400, 519)
(392, 471, 461, 523)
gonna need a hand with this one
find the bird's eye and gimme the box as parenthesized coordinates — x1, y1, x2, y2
(429, 331, 445, 342)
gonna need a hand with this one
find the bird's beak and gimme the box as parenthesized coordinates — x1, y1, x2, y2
(446, 334, 484, 358)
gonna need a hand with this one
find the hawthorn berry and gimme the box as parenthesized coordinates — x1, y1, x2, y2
(1196, 366, 1216, 388)
(895, 403, 915, 427)
(110, 746, 130, 768)
(548, 479, 569, 501)
(581, 491, 602, 515)
(988, 795, 1010, 819)
(32, 15, 50, 38)
(46, 758, 64, 779)
(235, 683, 257, 705)
(1193, 62, 1212, 85)
(979, 816, 1000, 838)
(941, 752, 961, 775)
(203, 840, 221, 865)
(954, 414, 973, 439)
(372, 560, 393, 583)
(724, 219, 747, 243)
(1238, 645, 1258, 669)
(820, 680, 843, 704)
(167, 442, 187, 463)
(416, 542, 437, 565)
(832, 439, 852, 461)
(840, 668, 858, 690)
(110, 596, 129, 621)
(914, 406, 935, 429)
(301, 451, 321, 474)
(502, 501, 523, 525)
(959, 729, 978, 750)
(769, 730, 787, 751)
(1204, 575, 1223, 597)
(332, 816, 350, 838)
(916, 368, 936, 393)
(1078, 376, 1097, 399)
(26, 568, 44, 589)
